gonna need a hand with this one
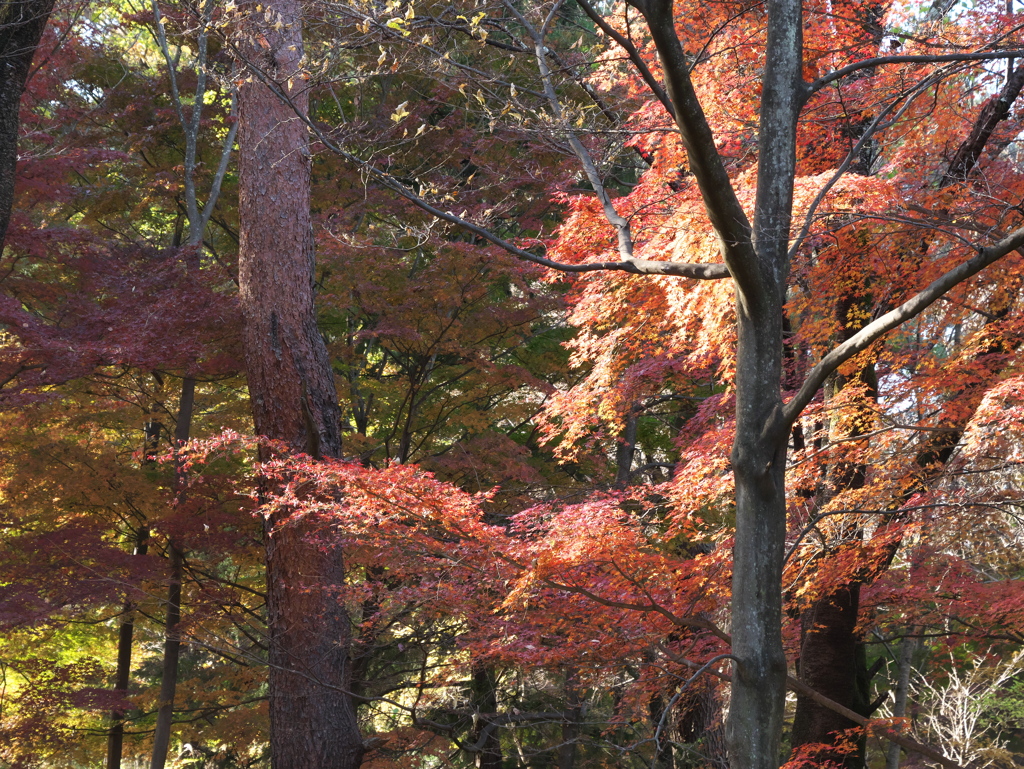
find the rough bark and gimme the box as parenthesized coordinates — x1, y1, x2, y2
(791, 338, 879, 767)
(791, 585, 865, 764)
(236, 0, 363, 766)
(0, 0, 54, 250)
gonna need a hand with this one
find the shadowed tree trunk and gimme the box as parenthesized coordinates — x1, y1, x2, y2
(236, 0, 363, 765)
(106, 526, 149, 769)
(0, 0, 54, 250)
(471, 667, 503, 769)
(558, 672, 581, 769)
(149, 545, 183, 769)
(150, 378, 196, 769)
(791, 333, 879, 768)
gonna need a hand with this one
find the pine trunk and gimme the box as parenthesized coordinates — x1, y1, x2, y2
(236, 1, 363, 765)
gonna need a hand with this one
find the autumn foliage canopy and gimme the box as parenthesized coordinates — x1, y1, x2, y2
(1, 0, 1024, 767)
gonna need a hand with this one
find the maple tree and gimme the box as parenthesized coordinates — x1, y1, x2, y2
(296, 0, 1024, 766)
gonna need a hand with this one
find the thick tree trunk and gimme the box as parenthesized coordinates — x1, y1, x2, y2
(791, 586, 864, 764)
(728, 309, 789, 769)
(0, 0, 54, 250)
(789, 330, 880, 766)
(236, 1, 363, 766)
(726, 0, 802, 763)
(790, 50, 1024, 763)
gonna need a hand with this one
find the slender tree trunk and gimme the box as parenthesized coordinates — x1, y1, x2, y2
(236, 0, 363, 765)
(728, 310, 788, 769)
(649, 692, 675, 769)
(471, 667, 503, 769)
(149, 378, 196, 769)
(149, 545, 183, 769)
(0, 0, 55, 250)
(885, 632, 918, 769)
(614, 408, 638, 488)
(107, 526, 149, 769)
(558, 673, 580, 769)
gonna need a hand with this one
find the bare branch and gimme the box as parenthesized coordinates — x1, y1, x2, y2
(504, 0, 635, 261)
(809, 49, 1024, 95)
(226, 39, 727, 280)
(788, 71, 946, 260)
(784, 676, 965, 769)
(574, 0, 675, 119)
(632, 0, 759, 303)
(197, 91, 239, 240)
(660, 645, 965, 768)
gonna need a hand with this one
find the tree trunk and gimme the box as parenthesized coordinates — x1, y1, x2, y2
(789, 47, 1024, 763)
(791, 586, 864, 765)
(471, 667, 503, 769)
(106, 526, 149, 769)
(649, 692, 675, 769)
(728, 307, 789, 769)
(640, 0, 803, 763)
(236, 0, 363, 765)
(150, 378, 196, 769)
(791, 350, 878, 767)
(614, 408, 638, 488)
(885, 632, 918, 769)
(726, 0, 802, 761)
(558, 673, 580, 769)
(0, 0, 54, 250)
(149, 544, 183, 769)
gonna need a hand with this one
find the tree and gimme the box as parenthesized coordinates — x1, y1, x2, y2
(0, 6, 255, 765)
(5, 0, 1024, 765)
(235, 0, 363, 765)
(296, 0, 1024, 765)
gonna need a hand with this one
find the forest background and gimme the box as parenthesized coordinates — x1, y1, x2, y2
(2, 0, 1024, 767)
